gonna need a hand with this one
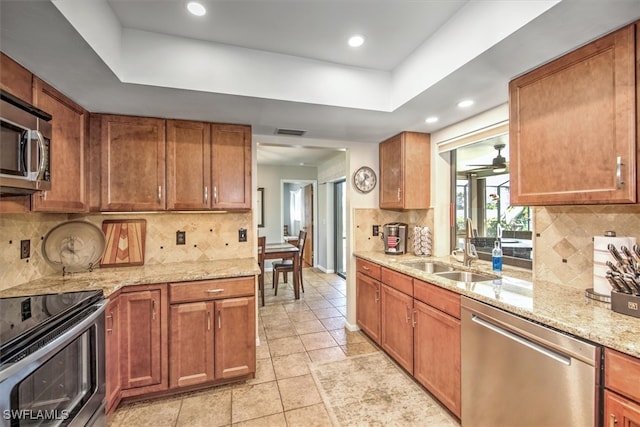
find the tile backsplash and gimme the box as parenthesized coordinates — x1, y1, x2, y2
(0, 212, 254, 291)
(534, 205, 640, 289)
(354, 208, 434, 253)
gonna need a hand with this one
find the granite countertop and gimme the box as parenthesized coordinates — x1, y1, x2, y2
(0, 258, 260, 299)
(355, 251, 640, 359)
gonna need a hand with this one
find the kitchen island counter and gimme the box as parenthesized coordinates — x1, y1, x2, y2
(0, 258, 260, 298)
(355, 251, 640, 359)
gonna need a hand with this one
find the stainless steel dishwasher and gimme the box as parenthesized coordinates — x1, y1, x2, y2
(461, 297, 599, 427)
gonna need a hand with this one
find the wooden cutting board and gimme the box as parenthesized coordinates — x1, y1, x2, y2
(100, 219, 146, 267)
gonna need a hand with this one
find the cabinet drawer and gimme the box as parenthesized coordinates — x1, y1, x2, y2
(170, 277, 254, 303)
(414, 279, 460, 319)
(381, 267, 413, 296)
(356, 258, 381, 281)
(605, 348, 640, 402)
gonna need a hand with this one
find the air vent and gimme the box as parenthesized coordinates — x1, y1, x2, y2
(275, 128, 306, 136)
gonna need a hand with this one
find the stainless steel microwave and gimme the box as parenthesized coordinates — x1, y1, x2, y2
(0, 90, 52, 195)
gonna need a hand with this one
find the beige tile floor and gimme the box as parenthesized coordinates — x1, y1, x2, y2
(108, 268, 459, 426)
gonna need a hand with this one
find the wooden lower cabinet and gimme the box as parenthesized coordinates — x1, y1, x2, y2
(170, 301, 214, 388)
(168, 278, 256, 390)
(356, 272, 381, 344)
(105, 295, 121, 414)
(605, 390, 640, 427)
(214, 296, 256, 379)
(413, 299, 461, 418)
(380, 284, 413, 373)
(119, 285, 168, 395)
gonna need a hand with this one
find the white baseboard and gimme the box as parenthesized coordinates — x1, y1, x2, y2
(344, 320, 359, 332)
(316, 265, 335, 274)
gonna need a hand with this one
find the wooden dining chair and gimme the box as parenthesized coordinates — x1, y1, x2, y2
(257, 236, 266, 306)
(272, 230, 306, 296)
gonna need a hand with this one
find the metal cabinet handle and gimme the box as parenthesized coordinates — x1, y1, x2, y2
(362, 266, 370, 271)
(412, 309, 416, 327)
(405, 305, 410, 323)
(152, 299, 156, 320)
(375, 288, 380, 303)
(106, 311, 114, 334)
(204, 186, 209, 203)
(157, 185, 162, 202)
(214, 186, 218, 204)
(609, 414, 618, 427)
(206, 289, 224, 293)
(397, 188, 401, 201)
(616, 156, 624, 189)
(207, 310, 211, 331)
(217, 310, 221, 329)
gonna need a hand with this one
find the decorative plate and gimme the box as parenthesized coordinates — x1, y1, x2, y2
(42, 220, 106, 274)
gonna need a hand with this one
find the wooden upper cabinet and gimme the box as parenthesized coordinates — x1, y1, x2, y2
(31, 78, 89, 212)
(100, 115, 166, 211)
(379, 131, 430, 210)
(211, 124, 252, 210)
(166, 120, 211, 210)
(0, 53, 32, 103)
(509, 24, 637, 205)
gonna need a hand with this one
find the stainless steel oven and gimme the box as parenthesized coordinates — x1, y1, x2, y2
(0, 291, 107, 427)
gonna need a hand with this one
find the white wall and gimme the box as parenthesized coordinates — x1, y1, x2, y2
(316, 152, 347, 273)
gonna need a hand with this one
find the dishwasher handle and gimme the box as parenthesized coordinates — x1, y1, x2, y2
(471, 314, 571, 366)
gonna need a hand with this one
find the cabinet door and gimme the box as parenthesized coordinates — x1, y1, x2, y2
(413, 300, 461, 418)
(356, 272, 381, 344)
(170, 301, 214, 388)
(380, 284, 413, 373)
(101, 115, 166, 211)
(509, 25, 636, 205)
(211, 124, 251, 209)
(214, 296, 256, 379)
(32, 78, 89, 212)
(604, 390, 640, 427)
(379, 134, 403, 209)
(120, 288, 164, 390)
(0, 52, 32, 103)
(105, 296, 121, 414)
(166, 120, 211, 210)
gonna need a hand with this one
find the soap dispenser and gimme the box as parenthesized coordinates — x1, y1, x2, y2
(492, 240, 503, 272)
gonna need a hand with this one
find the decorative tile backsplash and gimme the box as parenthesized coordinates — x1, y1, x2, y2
(0, 212, 254, 292)
(533, 205, 640, 289)
(354, 208, 434, 253)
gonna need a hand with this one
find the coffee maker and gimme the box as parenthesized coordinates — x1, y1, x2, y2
(382, 223, 408, 254)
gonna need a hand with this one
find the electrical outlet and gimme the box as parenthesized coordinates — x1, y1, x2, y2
(176, 230, 186, 245)
(20, 240, 30, 259)
(372, 225, 379, 237)
(238, 228, 247, 242)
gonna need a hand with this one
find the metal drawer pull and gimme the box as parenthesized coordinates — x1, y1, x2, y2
(207, 311, 211, 331)
(152, 299, 156, 320)
(157, 185, 162, 202)
(616, 156, 624, 189)
(362, 266, 370, 271)
(217, 311, 221, 329)
(405, 305, 410, 323)
(206, 289, 224, 293)
(412, 309, 416, 327)
(204, 186, 209, 203)
(609, 414, 617, 427)
(106, 311, 114, 333)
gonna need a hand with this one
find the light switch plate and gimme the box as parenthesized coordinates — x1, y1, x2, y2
(20, 240, 30, 259)
(238, 228, 247, 242)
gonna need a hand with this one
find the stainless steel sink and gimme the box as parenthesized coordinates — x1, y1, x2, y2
(400, 261, 456, 273)
(434, 270, 496, 283)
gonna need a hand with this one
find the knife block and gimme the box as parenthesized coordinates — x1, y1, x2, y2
(611, 290, 640, 318)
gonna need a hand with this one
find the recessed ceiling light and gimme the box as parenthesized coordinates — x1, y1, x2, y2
(457, 99, 474, 108)
(187, 1, 206, 16)
(425, 116, 439, 124)
(348, 35, 365, 48)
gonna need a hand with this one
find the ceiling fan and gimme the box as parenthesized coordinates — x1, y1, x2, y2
(467, 143, 508, 173)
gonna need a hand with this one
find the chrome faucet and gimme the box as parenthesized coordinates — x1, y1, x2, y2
(463, 218, 478, 267)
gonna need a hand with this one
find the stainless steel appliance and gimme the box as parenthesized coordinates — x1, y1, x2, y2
(0, 290, 107, 427)
(382, 222, 408, 255)
(0, 89, 52, 195)
(461, 297, 598, 427)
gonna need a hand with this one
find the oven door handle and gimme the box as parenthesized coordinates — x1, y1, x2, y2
(0, 300, 107, 384)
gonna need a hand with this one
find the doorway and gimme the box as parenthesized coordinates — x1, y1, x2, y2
(334, 179, 346, 278)
(282, 180, 316, 267)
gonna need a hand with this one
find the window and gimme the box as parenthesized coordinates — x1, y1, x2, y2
(452, 134, 532, 269)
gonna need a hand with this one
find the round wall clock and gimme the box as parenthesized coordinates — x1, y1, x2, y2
(353, 166, 377, 193)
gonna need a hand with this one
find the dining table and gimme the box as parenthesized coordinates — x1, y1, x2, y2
(261, 242, 301, 299)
